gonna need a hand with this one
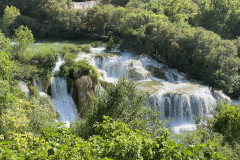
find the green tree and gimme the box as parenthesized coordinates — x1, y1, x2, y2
(126, 0, 165, 15)
(13, 25, 34, 55)
(44, 0, 83, 38)
(164, 0, 198, 22)
(85, 4, 116, 35)
(1, 5, 20, 36)
(193, 0, 240, 39)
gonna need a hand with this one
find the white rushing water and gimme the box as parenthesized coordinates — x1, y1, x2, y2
(51, 57, 79, 126)
(19, 81, 30, 97)
(75, 47, 231, 133)
(33, 78, 48, 97)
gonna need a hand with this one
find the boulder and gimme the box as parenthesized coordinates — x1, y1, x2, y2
(72, 76, 95, 118)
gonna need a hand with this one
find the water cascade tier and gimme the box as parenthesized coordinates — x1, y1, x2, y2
(51, 57, 79, 125)
(76, 48, 231, 133)
(19, 81, 30, 97)
(33, 78, 48, 97)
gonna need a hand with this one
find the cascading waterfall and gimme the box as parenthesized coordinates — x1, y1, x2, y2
(19, 81, 30, 97)
(33, 78, 48, 97)
(51, 57, 78, 126)
(33, 78, 44, 92)
(76, 47, 231, 133)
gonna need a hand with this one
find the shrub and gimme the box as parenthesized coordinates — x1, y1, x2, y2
(59, 44, 82, 57)
(80, 45, 91, 53)
(211, 103, 240, 146)
(17, 45, 58, 78)
(0, 116, 224, 159)
(106, 37, 115, 51)
(61, 60, 99, 85)
(11, 61, 39, 81)
(0, 51, 11, 80)
(0, 81, 11, 115)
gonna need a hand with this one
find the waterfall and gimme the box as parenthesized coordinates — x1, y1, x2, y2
(94, 54, 151, 81)
(19, 81, 30, 97)
(75, 47, 231, 133)
(33, 78, 48, 97)
(33, 78, 44, 92)
(51, 57, 79, 125)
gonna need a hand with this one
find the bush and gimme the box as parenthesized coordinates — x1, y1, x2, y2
(106, 37, 115, 51)
(0, 51, 11, 80)
(17, 45, 58, 78)
(27, 96, 57, 133)
(0, 81, 11, 115)
(211, 103, 240, 146)
(80, 45, 91, 53)
(0, 116, 224, 159)
(60, 44, 81, 65)
(61, 60, 99, 85)
(60, 44, 82, 57)
(11, 61, 39, 81)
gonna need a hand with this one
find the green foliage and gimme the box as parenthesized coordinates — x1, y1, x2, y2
(0, 81, 11, 115)
(0, 51, 11, 80)
(127, 0, 165, 14)
(80, 44, 91, 53)
(119, 9, 240, 95)
(44, 0, 83, 38)
(61, 60, 99, 85)
(11, 61, 39, 81)
(106, 37, 115, 50)
(0, 116, 225, 159)
(19, 45, 58, 74)
(192, 0, 240, 39)
(10, 44, 58, 83)
(85, 4, 125, 34)
(60, 44, 81, 66)
(27, 96, 57, 133)
(211, 103, 240, 146)
(29, 86, 40, 97)
(60, 44, 82, 56)
(1, 5, 20, 36)
(10, 15, 37, 35)
(13, 25, 34, 54)
(0, 81, 57, 134)
(0, 31, 12, 54)
(72, 78, 165, 139)
(1, 1, 240, 159)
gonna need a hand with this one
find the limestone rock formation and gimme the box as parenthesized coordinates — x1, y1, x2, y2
(72, 76, 95, 118)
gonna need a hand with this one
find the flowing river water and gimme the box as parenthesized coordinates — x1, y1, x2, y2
(76, 47, 231, 133)
(51, 56, 79, 126)
(27, 46, 231, 132)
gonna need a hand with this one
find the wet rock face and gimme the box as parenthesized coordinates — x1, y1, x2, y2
(33, 77, 52, 94)
(72, 76, 95, 118)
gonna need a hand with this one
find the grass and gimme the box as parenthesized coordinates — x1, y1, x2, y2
(27, 39, 106, 52)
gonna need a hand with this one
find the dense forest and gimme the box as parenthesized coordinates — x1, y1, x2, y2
(0, 0, 240, 159)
